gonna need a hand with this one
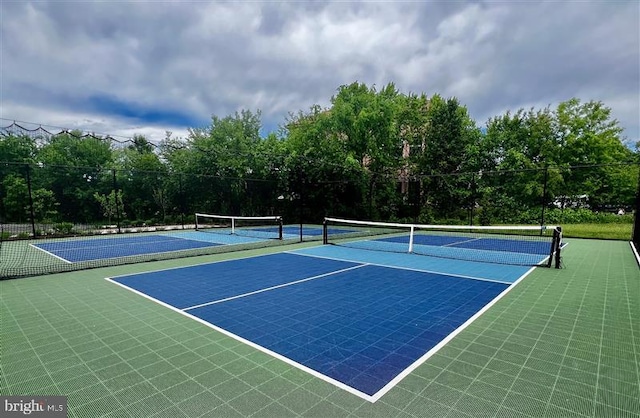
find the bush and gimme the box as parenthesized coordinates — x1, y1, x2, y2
(53, 222, 75, 235)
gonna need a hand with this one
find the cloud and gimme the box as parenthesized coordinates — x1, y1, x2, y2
(1, 1, 638, 143)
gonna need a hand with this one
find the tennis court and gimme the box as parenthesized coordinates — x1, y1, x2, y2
(107, 241, 541, 402)
(28, 225, 345, 264)
(1, 224, 638, 417)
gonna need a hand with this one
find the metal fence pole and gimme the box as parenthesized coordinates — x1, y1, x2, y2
(179, 173, 185, 229)
(469, 173, 476, 226)
(541, 166, 549, 229)
(25, 163, 36, 237)
(112, 169, 121, 233)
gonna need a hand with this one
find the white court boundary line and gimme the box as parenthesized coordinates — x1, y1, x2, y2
(105, 275, 378, 402)
(368, 264, 538, 402)
(30, 235, 225, 264)
(629, 241, 640, 266)
(105, 250, 540, 403)
(183, 264, 368, 311)
(29, 243, 73, 264)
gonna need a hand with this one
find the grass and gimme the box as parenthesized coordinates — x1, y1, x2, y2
(561, 222, 633, 240)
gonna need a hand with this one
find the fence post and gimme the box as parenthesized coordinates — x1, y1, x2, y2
(179, 173, 185, 229)
(298, 169, 304, 243)
(25, 163, 37, 237)
(112, 169, 121, 233)
(541, 166, 549, 229)
(469, 173, 476, 226)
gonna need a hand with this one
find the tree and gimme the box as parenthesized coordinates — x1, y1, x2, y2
(160, 110, 272, 216)
(554, 98, 633, 210)
(115, 135, 167, 223)
(479, 107, 560, 223)
(285, 104, 365, 220)
(36, 132, 115, 223)
(2, 174, 29, 222)
(413, 95, 482, 221)
(1, 174, 58, 223)
(31, 188, 59, 223)
(0, 134, 37, 163)
(94, 190, 125, 225)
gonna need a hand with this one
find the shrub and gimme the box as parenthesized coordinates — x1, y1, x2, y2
(53, 222, 75, 235)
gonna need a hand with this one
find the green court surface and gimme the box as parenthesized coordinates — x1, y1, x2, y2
(1, 239, 639, 417)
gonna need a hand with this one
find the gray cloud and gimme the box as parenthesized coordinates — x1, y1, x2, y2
(1, 1, 638, 142)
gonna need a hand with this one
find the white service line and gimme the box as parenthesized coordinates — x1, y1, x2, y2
(183, 263, 369, 311)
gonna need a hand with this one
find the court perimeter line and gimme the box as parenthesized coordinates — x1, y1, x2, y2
(368, 264, 539, 402)
(182, 264, 369, 311)
(104, 276, 378, 403)
(29, 243, 73, 264)
(164, 231, 265, 245)
(442, 237, 481, 247)
(629, 241, 639, 266)
(286, 250, 514, 285)
(105, 259, 538, 403)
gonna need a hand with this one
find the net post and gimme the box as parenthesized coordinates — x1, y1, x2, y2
(231, 218, 236, 235)
(278, 216, 283, 240)
(322, 218, 328, 245)
(408, 225, 415, 253)
(194, 213, 200, 231)
(553, 227, 562, 269)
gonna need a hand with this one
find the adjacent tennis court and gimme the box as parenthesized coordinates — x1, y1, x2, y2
(28, 224, 348, 264)
(107, 239, 537, 402)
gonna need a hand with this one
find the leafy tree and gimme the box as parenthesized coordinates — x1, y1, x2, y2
(287, 82, 408, 220)
(116, 135, 167, 222)
(413, 95, 482, 220)
(0, 134, 37, 163)
(161, 110, 272, 216)
(94, 190, 125, 225)
(479, 108, 559, 222)
(36, 132, 114, 222)
(2, 174, 29, 222)
(1, 174, 58, 223)
(31, 188, 59, 223)
(554, 98, 633, 210)
(285, 104, 365, 220)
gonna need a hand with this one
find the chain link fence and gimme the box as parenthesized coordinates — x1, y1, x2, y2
(1, 161, 637, 277)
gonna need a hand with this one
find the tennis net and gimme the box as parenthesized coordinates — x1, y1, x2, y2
(195, 213, 283, 240)
(323, 217, 562, 267)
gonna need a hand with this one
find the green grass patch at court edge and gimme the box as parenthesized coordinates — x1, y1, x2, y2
(560, 223, 632, 240)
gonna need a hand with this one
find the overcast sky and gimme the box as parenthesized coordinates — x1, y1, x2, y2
(1, 1, 638, 145)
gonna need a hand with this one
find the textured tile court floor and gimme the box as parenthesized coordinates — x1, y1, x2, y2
(1, 239, 639, 417)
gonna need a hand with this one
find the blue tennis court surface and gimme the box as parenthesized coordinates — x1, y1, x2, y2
(381, 234, 551, 255)
(31, 231, 266, 263)
(108, 248, 532, 401)
(31, 225, 354, 263)
(336, 233, 556, 266)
